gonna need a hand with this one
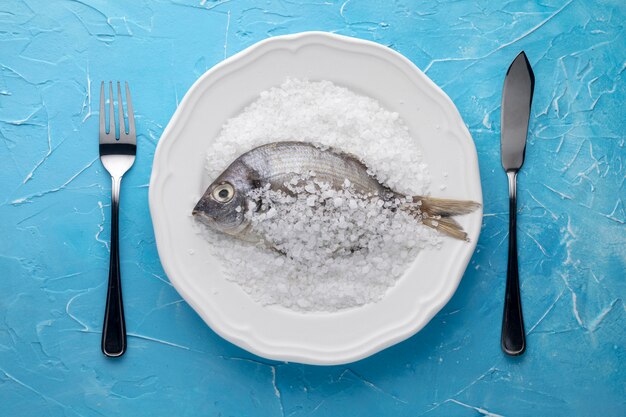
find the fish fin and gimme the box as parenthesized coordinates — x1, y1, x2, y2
(423, 217, 469, 241)
(418, 196, 481, 217)
(402, 196, 480, 241)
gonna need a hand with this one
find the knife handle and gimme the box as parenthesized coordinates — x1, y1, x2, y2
(501, 171, 526, 356)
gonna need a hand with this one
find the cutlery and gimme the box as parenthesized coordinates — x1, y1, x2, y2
(500, 52, 534, 356)
(99, 81, 136, 357)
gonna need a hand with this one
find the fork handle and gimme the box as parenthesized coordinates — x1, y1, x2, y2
(501, 171, 525, 356)
(102, 176, 127, 357)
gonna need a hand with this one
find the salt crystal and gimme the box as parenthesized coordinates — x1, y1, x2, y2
(266, 207, 277, 219)
(321, 189, 335, 199)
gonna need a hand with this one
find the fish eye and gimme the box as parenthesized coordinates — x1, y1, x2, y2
(212, 182, 235, 203)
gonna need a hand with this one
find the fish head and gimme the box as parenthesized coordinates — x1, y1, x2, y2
(192, 162, 254, 236)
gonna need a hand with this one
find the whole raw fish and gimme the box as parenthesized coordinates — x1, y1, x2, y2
(193, 141, 479, 241)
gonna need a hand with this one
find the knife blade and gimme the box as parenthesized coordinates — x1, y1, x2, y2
(502, 52, 535, 171)
(500, 51, 535, 356)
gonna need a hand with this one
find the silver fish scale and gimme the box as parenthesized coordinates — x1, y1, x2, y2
(240, 141, 387, 196)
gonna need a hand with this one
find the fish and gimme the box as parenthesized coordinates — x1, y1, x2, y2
(193, 141, 480, 242)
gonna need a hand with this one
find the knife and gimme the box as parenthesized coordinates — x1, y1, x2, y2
(500, 51, 535, 356)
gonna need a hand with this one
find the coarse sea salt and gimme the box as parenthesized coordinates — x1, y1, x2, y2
(199, 79, 440, 312)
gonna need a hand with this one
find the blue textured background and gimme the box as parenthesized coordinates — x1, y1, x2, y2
(1, 0, 624, 416)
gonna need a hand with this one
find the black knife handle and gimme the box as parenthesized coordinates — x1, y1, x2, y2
(501, 171, 525, 355)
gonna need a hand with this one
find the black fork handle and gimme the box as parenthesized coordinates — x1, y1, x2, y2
(101, 176, 126, 357)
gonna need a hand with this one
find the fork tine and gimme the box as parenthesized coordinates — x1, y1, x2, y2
(108, 81, 115, 137)
(125, 82, 135, 140)
(99, 82, 107, 138)
(117, 81, 126, 136)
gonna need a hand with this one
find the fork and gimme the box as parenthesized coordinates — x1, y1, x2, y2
(99, 81, 136, 357)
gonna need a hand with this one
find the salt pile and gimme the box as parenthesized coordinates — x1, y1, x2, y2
(200, 79, 439, 312)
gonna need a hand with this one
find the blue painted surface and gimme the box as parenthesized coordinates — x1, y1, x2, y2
(1, 0, 624, 415)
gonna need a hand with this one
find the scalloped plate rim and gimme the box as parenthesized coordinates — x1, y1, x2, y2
(149, 31, 482, 365)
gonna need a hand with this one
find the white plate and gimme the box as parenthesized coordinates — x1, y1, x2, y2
(149, 32, 482, 365)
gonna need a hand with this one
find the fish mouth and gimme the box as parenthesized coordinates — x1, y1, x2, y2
(192, 200, 206, 217)
(193, 211, 217, 229)
(191, 204, 212, 221)
(192, 209, 211, 220)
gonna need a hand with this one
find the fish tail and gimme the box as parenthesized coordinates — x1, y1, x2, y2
(402, 196, 481, 241)
(423, 217, 469, 241)
(419, 196, 481, 217)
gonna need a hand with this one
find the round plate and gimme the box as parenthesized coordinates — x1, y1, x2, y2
(149, 32, 482, 365)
